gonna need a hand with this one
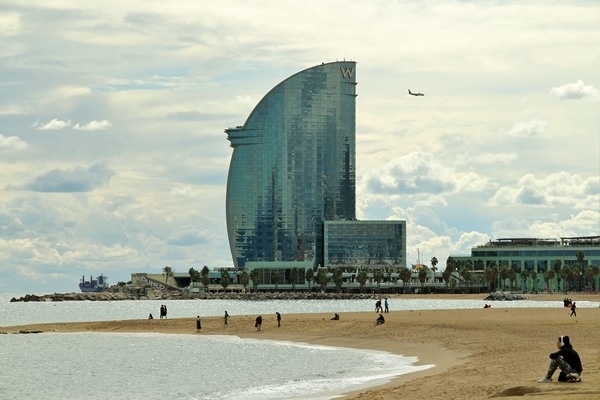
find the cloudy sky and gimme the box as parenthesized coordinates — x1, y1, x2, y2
(1, 1, 599, 294)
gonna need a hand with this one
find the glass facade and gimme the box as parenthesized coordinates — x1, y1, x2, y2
(453, 236, 600, 292)
(324, 221, 406, 268)
(225, 62, 357, 268)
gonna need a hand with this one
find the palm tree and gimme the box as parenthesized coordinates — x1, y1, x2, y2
(461, 268, 472, 293)
(463, 259, 474, 292)
(200, 265, 210, 292)
(544, 270, 556, 293)
(571, 264, 581, 292)
(317, 269, 328, 292)
(499, 263, 510, 291)
(554, 259, 564, 292)
(356, 270, 368, 293)
(290, 267, 299, 291)
(188, 268, 199, 284)
(520, 268, 530, 293)
(586, 265, 599, 293)
(220, 269, 230, 292)
(239, 270, 249, 292)
(485, 262, 498, 292)
(333, 268, 344, 293)
(431, 256, 438, 271)
(530, 270, 537, 293)
(576, 251, 585, 291)
(373, 269, 384, 290)
(418, 268, 427, 292)
(306, 269, 314, 291)
(162, 266, 174, 285)
(399, 267, 412, 292)
(250, 269, 260, 292)
(201, 273, 210, 293)
(430, 257, 438, 292)
(509, 262, 518, 293)
(272, 270, 280, 291)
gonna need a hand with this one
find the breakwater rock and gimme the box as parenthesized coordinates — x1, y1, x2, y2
(483, 292, 528, 301)
(10, 291, 378, 302)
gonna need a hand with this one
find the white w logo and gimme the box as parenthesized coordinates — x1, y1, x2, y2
(340, 67, 354, 79)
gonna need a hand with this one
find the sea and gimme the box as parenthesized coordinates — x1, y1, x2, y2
(1, 294, 598, 400)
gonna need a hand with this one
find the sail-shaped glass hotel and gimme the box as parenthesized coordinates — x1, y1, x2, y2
(225, 62, 405, 275)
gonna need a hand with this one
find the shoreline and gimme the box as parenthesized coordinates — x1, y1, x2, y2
(4, 305, 600, 399)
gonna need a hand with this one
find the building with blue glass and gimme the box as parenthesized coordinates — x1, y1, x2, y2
(225, 61, 406, 285)
(452, 236, 600, 292)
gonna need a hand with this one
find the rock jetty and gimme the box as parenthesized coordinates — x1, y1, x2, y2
(10, 291, 377, 302)
(483, 292, 528, 301)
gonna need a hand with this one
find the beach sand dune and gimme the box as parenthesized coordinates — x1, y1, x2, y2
(4, 297, 600, 399)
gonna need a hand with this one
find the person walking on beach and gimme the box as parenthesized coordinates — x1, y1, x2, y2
(569, 302, 577, 317)
(224, 311, 230, 326)
(375, 299, 382, 313)
(255, 315, 262, 331)
(384, 298, 389, 313)
(159, 305, 165, 319)
(538, 335, 582, 383)
(164, 304, 168, 319)
(196, 316, 202, 332)
(276, 312, 281, 327)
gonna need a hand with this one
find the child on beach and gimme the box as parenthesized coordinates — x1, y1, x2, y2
(538, 335, 582, 383)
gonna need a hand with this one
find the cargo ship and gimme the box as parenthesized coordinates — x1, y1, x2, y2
(79, 274, 109, 292)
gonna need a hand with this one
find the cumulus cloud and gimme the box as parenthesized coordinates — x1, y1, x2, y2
(0, 133, 28, 150)
(170, 185, 198, 197)
(19, 162, 115, 192)
(362, 152, 456, 195)
(551, 80, 600, 100)
(32, 119, 72, 130)
(455, 231, 491, 255)
(492, 209, 600, 239)
(506, 120, 547, 137)
(166, 228, 207, 246)
(455, 152, 517, 166)
(490, 172, 599, 208)
(73, 120, 112, 130)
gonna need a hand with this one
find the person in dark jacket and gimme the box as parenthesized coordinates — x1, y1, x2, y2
(538, 335, 582, 383)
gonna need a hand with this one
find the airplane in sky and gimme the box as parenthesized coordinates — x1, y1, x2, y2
(408, 89, 424, 96)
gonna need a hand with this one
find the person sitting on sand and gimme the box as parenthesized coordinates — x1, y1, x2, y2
(376, 313, 385, 325)
(331, 313, 340, 320)
(538, 335, 582, 383)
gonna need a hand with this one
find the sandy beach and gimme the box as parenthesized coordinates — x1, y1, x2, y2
(4, 293, 600, 400)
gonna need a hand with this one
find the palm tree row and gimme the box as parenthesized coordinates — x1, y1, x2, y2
(171, 253, 599, 294)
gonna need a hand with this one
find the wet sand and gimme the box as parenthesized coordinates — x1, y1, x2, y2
(4, 293, 600, 399)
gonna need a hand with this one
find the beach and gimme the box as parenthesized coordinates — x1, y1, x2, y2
(4, 293, 600, 400)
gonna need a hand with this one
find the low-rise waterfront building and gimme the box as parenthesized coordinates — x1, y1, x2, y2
(452, 236, 600, 293)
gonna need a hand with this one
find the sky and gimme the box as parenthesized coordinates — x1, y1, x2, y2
(1, 1, 599, 294)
